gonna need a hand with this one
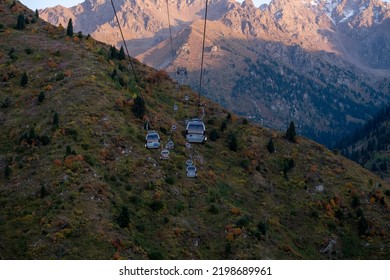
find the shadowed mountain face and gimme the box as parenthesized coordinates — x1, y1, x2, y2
(40, 0, 390, 146)
(0, 0, 389, 260)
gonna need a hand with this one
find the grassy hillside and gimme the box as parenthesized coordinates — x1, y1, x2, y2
(0, 0, 389, 259)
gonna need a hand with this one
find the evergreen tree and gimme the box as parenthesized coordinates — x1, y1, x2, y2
(38, 91, 45, 103)
(267, 138, 275, 153)
(53, 112, 59, 129)
(40, 184, 48, 198)
(4, 164, 11, 179)
(28, 127, 36, 141)
(108, 46, 118, 60)
(286, 121, 297, 142)
(228, 133, 238, 152)
(66, 18, 73, 37)
(111, 68, 118, 80)
(226, 113, 232, 122)
(35, 9, 39, 19)
(16, 14, 25, 30)
(117, 206, 130, 228)
(118, 46, 125, 60)
(132, 97, 146, 119)
(220, 120, 227, 132)
(20, 72, 28, 87)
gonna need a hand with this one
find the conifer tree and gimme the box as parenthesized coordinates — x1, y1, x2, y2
(16, 14, 25, 30)
(228, 133, 238, 152)
(220, 120, 227, 132)
(53, 112, 59, 129)
(109, 46, 118, 59)
(267, 138, 275, 153)
(38, 91, 45, 103)
(286, 121, 297, 142)
(111, 68, 118, 80)
(66, 18, 73, 37)
(117, 206, 130, 228)
(132, 97, 146, 119)
(118, 46, 125, 60)
(20, 72, 28, 87)
(4, 164, 11, 179)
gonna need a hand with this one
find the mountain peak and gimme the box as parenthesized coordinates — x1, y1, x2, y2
(241, 0, 255, 8)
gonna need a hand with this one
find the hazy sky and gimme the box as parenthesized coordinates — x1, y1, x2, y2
(20, 0, 390, 11)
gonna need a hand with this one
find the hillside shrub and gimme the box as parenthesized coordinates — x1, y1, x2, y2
(209, 129, 220, 141)
(351, 196, 360, 208)
(239, 158, 250, 170)
(1, 97, 10, 109)
(208, 204, 220, 214)
(39, 135, 51, 146)
(257, 221, 268, 235)
(342, 235, 361, 258)
(24, 47, 33, 54)
(165, 177, 174, 185)
(55, 72, 65, 81)
(150, 200, 164, 212)
(236, 215, 251, 228)
(148, 251, 164, 260)
(8, 48, 17, 60)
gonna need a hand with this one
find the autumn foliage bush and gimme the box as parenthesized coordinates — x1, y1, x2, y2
(145, 70, 169, 84)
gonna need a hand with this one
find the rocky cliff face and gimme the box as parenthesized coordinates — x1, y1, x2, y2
(39, 0, 390, 145)
(40, 0, 234, 55)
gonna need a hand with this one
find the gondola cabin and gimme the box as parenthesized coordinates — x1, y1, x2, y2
(145, 131, 161, 149)
(186, 165, 197, 178)
(186, 119, 207, 143)
(160, 149, 170, 160)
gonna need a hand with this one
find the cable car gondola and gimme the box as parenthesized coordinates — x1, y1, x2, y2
(145, 131, 161, 149)
(186, 119, 207, 143)
(186, 165, 197, 178)
(160, 149, 170, 160)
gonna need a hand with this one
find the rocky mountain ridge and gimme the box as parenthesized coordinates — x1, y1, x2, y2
(39, 0, 390, 146)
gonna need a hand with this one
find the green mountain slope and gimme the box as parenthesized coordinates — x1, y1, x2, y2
(0, 0, 389, 259)
(338, 104, 390, 181)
